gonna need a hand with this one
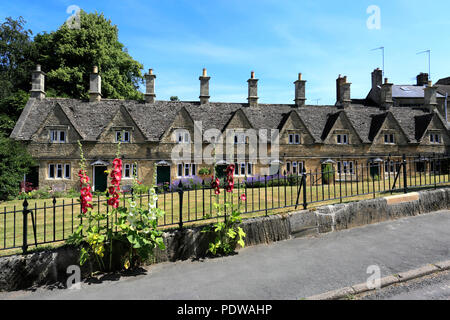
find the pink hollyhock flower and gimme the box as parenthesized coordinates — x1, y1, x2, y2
(240, 194, 247, 202)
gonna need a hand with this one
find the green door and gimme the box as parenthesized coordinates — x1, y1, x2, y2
(215, 165, 228, 179)
(157, 166, 170, 185)
(94, 166, 108, 192)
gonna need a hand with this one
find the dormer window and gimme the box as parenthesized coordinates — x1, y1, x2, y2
(288, 133, 300, 145)
(116, 131, 130, 143)
(430, 134, 441, 144)
(336, 134, 348, 145)
(175, 130, 190, 143)
(50, 130, 67, 143)
(384, 133, 395, 145)
(234, 132, 245, 144)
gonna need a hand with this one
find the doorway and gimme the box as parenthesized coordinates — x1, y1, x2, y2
(156, 166, 170, 185)
(94, 166, 108, 192)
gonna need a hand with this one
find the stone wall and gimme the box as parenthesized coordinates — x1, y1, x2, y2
(1, 188, 450, 291)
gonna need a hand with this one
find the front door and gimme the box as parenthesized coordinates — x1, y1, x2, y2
(156, 166, 170, 185)
(94, 166, 108, 192)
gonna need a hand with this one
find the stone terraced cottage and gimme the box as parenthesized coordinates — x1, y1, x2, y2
(10, 65, 450, 192)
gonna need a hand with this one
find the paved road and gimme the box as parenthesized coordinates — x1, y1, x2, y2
(1, 210, 449, 300)
(360, 270, 450, 300)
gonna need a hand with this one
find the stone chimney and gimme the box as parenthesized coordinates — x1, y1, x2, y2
(144, 69, 156, 103)
(424, 81, 438, 112)
(380, 78, 393, 110)
(371, 68, 383, 90)
(294, 73, 306, 107)
(336, 75, 351, 109)
(89, 66, 101, 102)
(247, 71, 258, 108)
(199, 68, 210, 105)
(417, 73, 429, 86)
(30, 65, 45, 99)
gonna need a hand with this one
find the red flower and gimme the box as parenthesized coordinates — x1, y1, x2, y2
(240, 194, 247, 202)
(211, 176, 221, 195)
(225, 164, 235, 193)
(107, 158, 123, 209)
(78, 169, 93, 214)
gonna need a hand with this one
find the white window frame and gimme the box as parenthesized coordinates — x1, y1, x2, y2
(175, 130, 190, 144)
(50, 130, 67, 143)
(384, 133, 395, 145)
(430, 133, 441, 144)
(48, 163, 71, 180)
(337, 134, 348, 145)
(337, 161, 354, 175)
(116, 131, 130, 143)
(234, 132, 245, 145)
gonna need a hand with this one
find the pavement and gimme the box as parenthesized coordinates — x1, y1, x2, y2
(359, 269, 450, 300)
(1, 210, 449, 300)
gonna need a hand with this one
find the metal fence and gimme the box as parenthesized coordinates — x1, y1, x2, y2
(1, 153, 450, 254)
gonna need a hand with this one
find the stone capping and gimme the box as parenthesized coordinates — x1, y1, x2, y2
(1, 188, 450, 291)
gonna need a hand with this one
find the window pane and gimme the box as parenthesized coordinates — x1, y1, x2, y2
(247, 163, 252, 175)
(286, 162, 291, 173)
(57, 164, 63, 178)
(184, 164, 189, 176)
(289, 134, 293, 144)
(343, 135, 348, 144)
(59, 131, 65, 142)
(235, 163, 239, 175)
(241, 163, 245, 175)
(64, 164, 70, 179)
(295, 134, 300, 144)
(124, 131, 129, 142)
(178, 164, 183, 177)
(49, 164, 55, 178)
(191, 164, 196, 176)
(337, 135, 341, 144)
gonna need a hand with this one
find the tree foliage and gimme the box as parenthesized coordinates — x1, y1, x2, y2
(0, 134, 35, 200)
(34, 10, 144, 100)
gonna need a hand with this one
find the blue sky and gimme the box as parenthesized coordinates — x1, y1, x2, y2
(1, 0, 449, 104)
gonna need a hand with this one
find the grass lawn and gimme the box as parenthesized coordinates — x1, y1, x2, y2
(1, 173, 449, 256)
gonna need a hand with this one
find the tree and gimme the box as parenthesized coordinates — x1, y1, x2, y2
(0, 134, 35, 200)
(0, 16, 36, 99)
(34, 11, 144, 100)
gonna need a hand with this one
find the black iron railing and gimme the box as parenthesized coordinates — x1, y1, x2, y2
(1, 153, 450, 254)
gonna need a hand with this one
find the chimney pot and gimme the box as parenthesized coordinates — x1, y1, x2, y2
(247, 71, 258, 107)
(336, 75, 351, 109)
(89, 66, 101, 102)
(199, 68, 211, 105)
(145, 68, 157, 103)
(30, 64, 45, 99)
(294, 73, 306, 107)
(424, 82, 438, 112)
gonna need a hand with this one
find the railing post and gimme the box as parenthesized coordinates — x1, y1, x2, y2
(403, 154, 408, 194)
(265, 175, 268, 216)
(52, 197, 56, 242)
(433, 152, 437, 189)
(302, 170, 307, 210)
(22, 199, 28, 254)
(178, 181, 184, 229)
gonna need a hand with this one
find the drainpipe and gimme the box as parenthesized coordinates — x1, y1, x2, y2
(446, 93, 448, 123)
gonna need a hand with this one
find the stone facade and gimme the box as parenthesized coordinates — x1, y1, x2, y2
(10, 66, 450, 192)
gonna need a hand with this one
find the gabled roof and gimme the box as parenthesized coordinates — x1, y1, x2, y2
(277, 110, 317, 143)
(10, 98, 443, 147)
(320, 110, 362, 143)
(414, 112, 448, 143)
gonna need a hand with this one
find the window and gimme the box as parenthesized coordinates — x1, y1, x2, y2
(48, 163, 71, 179)
(286, 161, 304, 174)
(116, 131, 130, 143)
(336, 134, 348, 145)
(50, 130, 67, 143)
(177, 163, 196, 177)
(240, 163, 246, 175)
(64, 164, 71, 179)
(288, 134, 300, 145)
(234, 133, 245, 144)
(175, 131, 190, 143)
(233, 162, 252, 176)
(430, 134, 441, 144)
(123, 163, 137, 179)
(384, 161, 401, 174)
(384, 134, 395, 144)
(337, 161, 354, 175)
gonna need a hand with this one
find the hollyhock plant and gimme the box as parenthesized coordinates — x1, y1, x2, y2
(203, 163, 246, 256)
(68, 141, 166, 272)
